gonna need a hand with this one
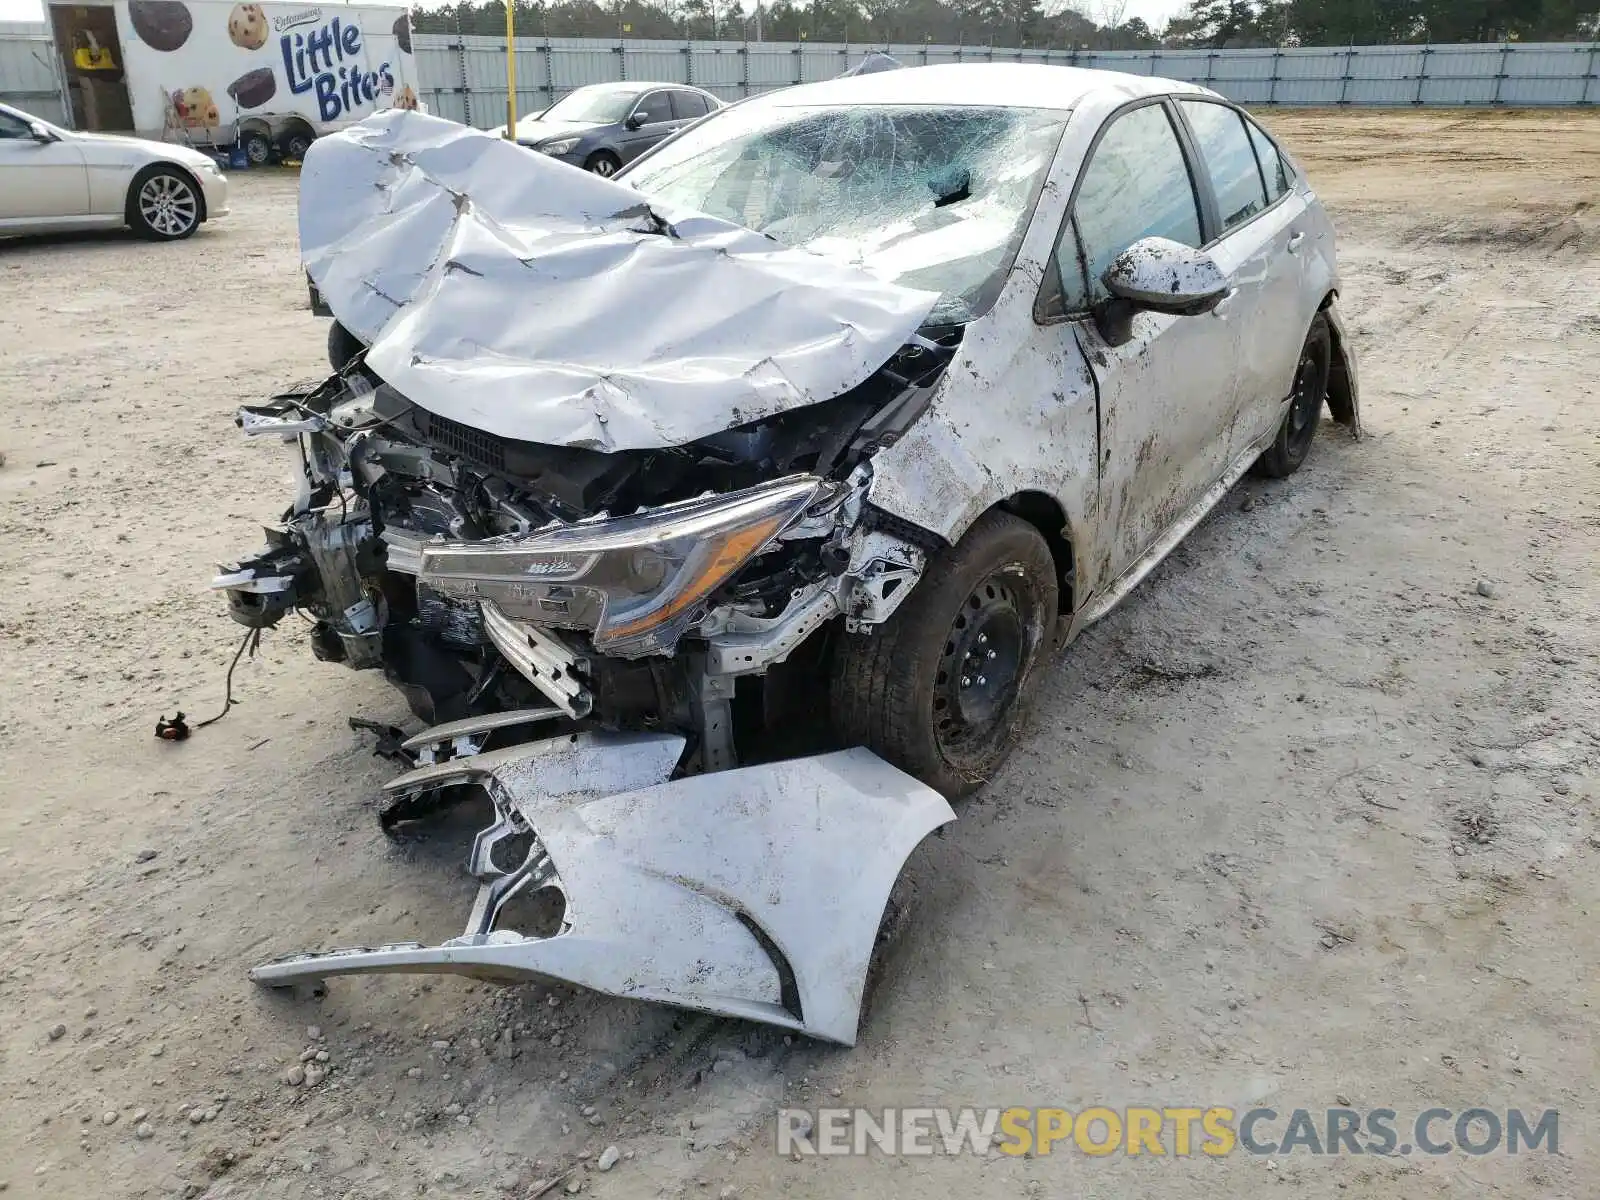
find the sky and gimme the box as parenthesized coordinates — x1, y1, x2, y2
(0, 0, 1191, 27)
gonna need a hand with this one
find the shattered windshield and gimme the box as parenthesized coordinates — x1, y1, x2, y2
(623, 103, 1070, 325)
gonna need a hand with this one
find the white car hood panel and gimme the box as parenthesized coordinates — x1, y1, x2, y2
(298, 110, 939, 452)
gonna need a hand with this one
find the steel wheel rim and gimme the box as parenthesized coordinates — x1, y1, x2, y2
(1286, 341, 1325, 452)
(933, 572, 1026, 756)
(245, 138, 269, 164)
(138, 175, 198, 236)
(589, 158, 616, 177)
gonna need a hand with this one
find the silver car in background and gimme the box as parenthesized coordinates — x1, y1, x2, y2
(0, 101, 228, 240)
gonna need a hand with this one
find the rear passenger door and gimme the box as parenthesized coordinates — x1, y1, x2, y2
(1174, 99, 1311, 459)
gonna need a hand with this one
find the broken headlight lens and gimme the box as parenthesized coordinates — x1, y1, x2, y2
(419, 475, 829, 657)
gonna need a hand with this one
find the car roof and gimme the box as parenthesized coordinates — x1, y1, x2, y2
(753, 62, 1211, 112)
(576, 81, 709, 94)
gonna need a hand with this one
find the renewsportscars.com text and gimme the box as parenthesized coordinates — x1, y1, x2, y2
(776, 1106, 1559, 1158)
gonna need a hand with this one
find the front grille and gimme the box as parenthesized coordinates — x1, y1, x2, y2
(423, 411, 506, 471)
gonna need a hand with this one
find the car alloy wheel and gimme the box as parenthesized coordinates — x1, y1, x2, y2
(138, 173, 199, 238)
(588, 157, 617, 177)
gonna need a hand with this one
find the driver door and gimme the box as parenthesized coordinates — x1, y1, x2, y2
(617, 90, 675, 163)
(0, 109, 89, 223)
(1051, 100, 1242, 592)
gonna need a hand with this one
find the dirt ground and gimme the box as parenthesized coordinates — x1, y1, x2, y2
(1, 108, 1597, 1200)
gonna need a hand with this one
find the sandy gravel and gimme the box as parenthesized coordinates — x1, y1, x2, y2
(0, 109, 1597, 1199)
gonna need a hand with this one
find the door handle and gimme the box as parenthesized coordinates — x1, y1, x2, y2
(1286, 231, 1306, 253)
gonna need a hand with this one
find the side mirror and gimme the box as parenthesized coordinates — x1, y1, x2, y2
(624, 113, 645, 131)
(29, 121, 58, 144)
(1102, 236, 1230, 316)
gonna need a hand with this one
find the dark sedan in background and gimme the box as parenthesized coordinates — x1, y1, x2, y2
(500, 82, 722, 176)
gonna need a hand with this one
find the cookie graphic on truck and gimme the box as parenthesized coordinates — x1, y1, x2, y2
(227, 66, 276, 108)
(171, 84, 219, 126)
(228, 3, 268, 48)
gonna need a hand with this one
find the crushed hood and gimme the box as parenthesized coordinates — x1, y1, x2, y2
(298, 110, 940, 452)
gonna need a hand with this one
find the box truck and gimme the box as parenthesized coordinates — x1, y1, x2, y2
(44, 0, 418, 162)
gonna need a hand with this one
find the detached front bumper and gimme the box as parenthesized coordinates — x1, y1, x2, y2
(252, 727, 953, 1045)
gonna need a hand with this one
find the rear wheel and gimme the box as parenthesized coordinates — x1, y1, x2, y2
(584, 151, 620, 178)
(128, 166, 202, 241)
(830, 509, 1057, 799)
(1255, 313, 1332, 478)
(280, 130, 314, 161)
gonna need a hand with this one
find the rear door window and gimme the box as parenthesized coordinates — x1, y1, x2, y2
(1242, 116, 1289, 202)
(671, 91, 708, 120)
(1179, 100, 1269, 233)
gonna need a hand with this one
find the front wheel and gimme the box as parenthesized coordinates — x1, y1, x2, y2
(240, 129, 273, 166)
(584, 151, 620, 178)
(128, 166, 202, 241)
(327, 321, 363, 372)
(1255, 313, 1332, 479)
(829, 509, 1058, 799)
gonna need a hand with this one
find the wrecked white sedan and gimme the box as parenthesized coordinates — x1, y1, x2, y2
(222, 64, 1358, 1043)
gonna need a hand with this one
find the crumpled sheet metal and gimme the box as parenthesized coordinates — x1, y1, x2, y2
(298, 111, 939, 452)
(253, 740, 954, 1045)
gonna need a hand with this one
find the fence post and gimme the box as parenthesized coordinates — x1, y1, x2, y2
(1337, 44, 1355, 105)
(543, 36, 554, 105)
(683, 42, 692, 85)
(1268, 44, 1281, 104)
(1414, 44, 1429, 104)
(616, 40, 626, 82)
(1583, 38, 1599, 105)
(1492, 41, 1509, 105)
(741, 41, 750, 98)
(454, 24, 470, 125)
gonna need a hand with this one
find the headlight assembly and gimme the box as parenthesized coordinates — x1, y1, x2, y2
(539, 137, 581, 156)
(419, 475, 831, 658)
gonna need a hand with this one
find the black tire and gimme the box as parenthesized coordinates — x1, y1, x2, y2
(830, 509, 1058, 799)
(584, 150, 621, 178)
(327, 321, 364, 372)
(280, 130, 314, 161)
(240, 129, 273, 166)
(1255, 313, 1332, 479)
(127, 165, 202, 241)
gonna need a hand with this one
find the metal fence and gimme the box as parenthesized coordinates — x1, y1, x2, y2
(0, 20, 69, 126)
(4, 21, 1598, 131)
(414, 34, 1600, 127)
